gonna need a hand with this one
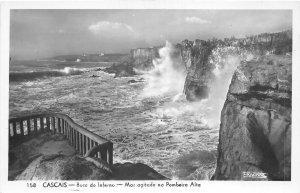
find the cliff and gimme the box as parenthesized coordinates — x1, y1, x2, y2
(130, 47, 159, 70)
(214, 55, 291, 180)
(181, 30, 292, 101)
(180, 40, 215, 101)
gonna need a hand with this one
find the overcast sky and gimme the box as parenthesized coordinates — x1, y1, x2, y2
(10, 10, 292, 60)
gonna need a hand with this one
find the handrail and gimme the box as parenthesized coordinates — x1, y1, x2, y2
(9, 113, 113, 165)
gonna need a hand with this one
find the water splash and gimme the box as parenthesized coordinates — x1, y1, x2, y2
(141, 41, 187, 98)
(154, 46, 254, 127)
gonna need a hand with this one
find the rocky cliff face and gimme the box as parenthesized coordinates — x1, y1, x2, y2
(176, 30, 292, 181)
(131, 47, 159, 70)
(181, 40, 215, 101)
(181, 30, 292, 101)
(214, 55, 291, 180)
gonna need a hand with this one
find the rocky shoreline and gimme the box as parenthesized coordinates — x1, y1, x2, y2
(10, 29, 292, 181)
(126, 29, 292, 180)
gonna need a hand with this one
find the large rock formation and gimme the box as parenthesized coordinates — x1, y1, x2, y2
(130, 47, 159, 70)
(102, 60, 136, 78)
(181, 40, 216, 101)
(176, 40, 193, 70)
(181, 30, 292, 101)
(102, 47, 159, 77)
(16, 155, 112, 180)
(16, 154, 168, 180)
(214, 55, 291, 180)
(9, 132, 76, 180)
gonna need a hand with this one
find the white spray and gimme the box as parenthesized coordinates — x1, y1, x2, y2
(142, 41, 187, 98)
(152, 46, 254, 127)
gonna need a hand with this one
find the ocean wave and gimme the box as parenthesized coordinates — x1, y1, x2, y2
(9, 67, 85, 82)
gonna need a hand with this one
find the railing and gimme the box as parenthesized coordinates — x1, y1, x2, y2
(9, 113, 113, 165)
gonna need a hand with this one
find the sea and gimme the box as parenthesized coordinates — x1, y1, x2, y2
(9, 56, 221, 180)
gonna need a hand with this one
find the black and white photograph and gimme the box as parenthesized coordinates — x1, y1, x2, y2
(1, 1, 300, 192)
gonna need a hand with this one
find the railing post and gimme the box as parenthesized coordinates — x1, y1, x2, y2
(27, 119, 31, 135)
(79, 133, 82, 155)
(20, 121, 24, 136)
(12, 122, 16, 136)
(100, 145, 107, 162)
(46, 117, 50, 131)
(64, 119, 66, 135)
(52, 117, 56, 133)
(67, 122, 70, 139)
(71, 126, 75, 146)
(68, 122, 70, 138)
(34, 118, 37, 133)
(75, 131, 78, 151)
(64, 120, 67, 135)
(86, 138, 90, 154)
(58, 118, 61, 133)
(40, 117, 44, 132)
(83, 136, 86, 155)
(95, 142, 99, 158)
(9, 122, 11, 138)
(108, 143, 113, 165)
(90, 140, 94, 150)
(69, 124, 72, 143)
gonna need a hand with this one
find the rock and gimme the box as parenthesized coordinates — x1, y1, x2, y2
(10, 132, 167, 181)
(127, 79, 143, 84)
(15, 154, 168, 180)
(16, 155, 112, 180)
(183, 40, 215, 101)
(214, 55, 291, 180)
(181, 30, 292, 101)
(173, 150, 217, 180)
(103, 61, 136, 78)
(131, 47, 159, 70)
(9, 132, 76, 180)
(176, 39, 193, 70)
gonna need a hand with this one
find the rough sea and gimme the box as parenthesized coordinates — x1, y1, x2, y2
(9, 59, 219, 180)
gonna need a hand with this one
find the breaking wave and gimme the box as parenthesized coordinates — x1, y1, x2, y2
(153, 46, 255, 127)
(142, 41, 187, 97)
(9, 67, 85, 82)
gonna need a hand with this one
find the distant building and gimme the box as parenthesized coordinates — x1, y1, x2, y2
(100, 52, 105, 56)
(76, 58, 81, 62)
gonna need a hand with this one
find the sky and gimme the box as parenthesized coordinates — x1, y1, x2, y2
(10, 9, 292, 60)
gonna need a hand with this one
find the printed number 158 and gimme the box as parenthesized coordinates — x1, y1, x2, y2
(27, 183, 36, 188)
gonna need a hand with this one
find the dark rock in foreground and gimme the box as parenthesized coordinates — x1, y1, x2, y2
(16, 155, 167, 180)
(214, 55, 291, 180)
(9, 132, 76, 180)
(16, 155, 111, 180)
(103, 61, 136, 78)
(10, 132, 167, 181)
(173, 150, 217, 180)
